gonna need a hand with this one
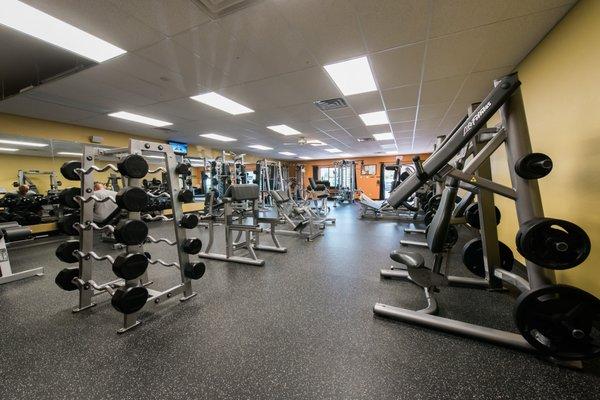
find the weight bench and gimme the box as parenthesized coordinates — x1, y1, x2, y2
(267, 190, 323, 241)
(0, 222, 44, 285)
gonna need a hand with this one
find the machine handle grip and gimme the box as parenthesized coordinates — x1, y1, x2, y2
(412, 156, 427, 181)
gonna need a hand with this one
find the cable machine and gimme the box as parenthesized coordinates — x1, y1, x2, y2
(332, 159, 356, 207)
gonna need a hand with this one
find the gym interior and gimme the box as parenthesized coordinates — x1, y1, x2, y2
(1, 0, 599, 398)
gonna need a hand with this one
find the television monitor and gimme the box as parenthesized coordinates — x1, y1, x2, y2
(168, 141, 188, 155)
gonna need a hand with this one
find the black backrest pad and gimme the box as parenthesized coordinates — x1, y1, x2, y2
(308, 177, 318, 190)
(270, 190, 289, 204)
(427, 178, 459, 252)
(230, 184, 259, 201)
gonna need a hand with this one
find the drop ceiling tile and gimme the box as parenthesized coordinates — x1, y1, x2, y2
(218, 76, 295, 111)
(416, 118, 442, 130)
(501, 0, 576, 19)
(320, 106, 356, 119)
(344, 92, 384, 114)
(391, 121, 416, 132)
(310, 119, 340, 132)
(387, 107, 417, 123)
(135, 39, 230, 93)
(278, 67, 341, 105)
(371, 43, 425, 89)
(0, 93, 97, 123)
(455, 67, 513, 106)
(423, 26, 493, 81)
(382, 85, 419, 109)
(429, 0, 511, 38)
(274, 0, 366, 64)
(417, 103, 451, 120)
(474, 6, 571, 72)
(21, 0, 164, 51)
(419, 76, 465, 105)
(358, 0, 429, 51)
(334, 115, 365, 130)
(140, 97, 229, 122)
(276, 103, 325, 124)
(109, 0, 210, 36)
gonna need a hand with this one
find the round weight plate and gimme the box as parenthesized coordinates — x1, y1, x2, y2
(426, 194, 442, 212)
(182, 238, 202, 254)
(177, 189, 194, 204)
(180, 213, 198, 229)
(464, 203, 501, 229)
(424, 211, 434, 226)
(175, 163, 190, 175)
(516, 218, 591, 269)
(515, 285, 600, 360)
(117, 154, 148, 178)
(114, 219, 148, 246)
(55, 267, 79, 291)
(515, 152, 553, 180)
(184, 262, 205, 280)
(446, 225, 459, 247)
(60, 160, 81, 181)
(112, 252, 148, 280)
(58, 214, 80, 236)
(111, 286, 148, 314)
(55, 240, 80, 263)
(462, 238, 514, 277)
(116, 186, 149, 212)
(59, 187, 81, 209)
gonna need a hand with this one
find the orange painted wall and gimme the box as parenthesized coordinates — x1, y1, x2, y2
(292, 153, 430, 200)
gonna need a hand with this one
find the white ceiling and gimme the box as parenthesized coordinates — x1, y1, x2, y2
(0, 0, 576, 160)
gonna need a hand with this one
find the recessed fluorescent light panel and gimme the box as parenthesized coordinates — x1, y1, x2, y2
(324, 148, 342, 153)
(249, 145, 273, 151)
(200, 133, 237, 142)
(324, 56, 377, 96)
(0, 139, 48, 147)
(299, 156, 312, 160)
(278, 151, 296, 156)
(385, 150, 399, 155)
(307, 140, 326, 146)
(359, 111, 389, 126)
(1, 0, 126, 63)
(190, 92, 254, 115)
(267, 125, 301, 136)
(0, 147, 19, 152)
(108, 111, 172, 127)
(57, 152, 83, 156)
(373, 132, 394, 141)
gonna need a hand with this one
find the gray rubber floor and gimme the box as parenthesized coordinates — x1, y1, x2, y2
(1, 204, 599, 399)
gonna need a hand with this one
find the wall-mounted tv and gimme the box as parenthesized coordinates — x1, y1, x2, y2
(168, 141, 188, 155)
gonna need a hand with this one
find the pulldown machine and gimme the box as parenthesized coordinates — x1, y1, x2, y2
(374, 73, 598, 364)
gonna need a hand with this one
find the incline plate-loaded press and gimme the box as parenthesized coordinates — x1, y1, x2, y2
(54, 139, 205, 333)
(374, 73, 598, 366)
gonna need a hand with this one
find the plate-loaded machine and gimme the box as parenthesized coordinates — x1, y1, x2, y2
(267, 189, 324, 241)
(374, 73, 599, 364)
(199, 184, 287, 266)
(332, 159, 356, 207)
(53, 139, 205, 333)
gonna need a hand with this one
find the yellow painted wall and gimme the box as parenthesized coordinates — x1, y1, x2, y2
(491, 0, 600, 295)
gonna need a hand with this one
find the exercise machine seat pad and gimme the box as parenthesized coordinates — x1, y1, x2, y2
(389, 250, 425, 268)
(257, 211, 280, 223)
(359, 193, 386, 211)
(426, 180, 458, 253)
(270, 190, 289, 204)
(228, 184, 259, 201)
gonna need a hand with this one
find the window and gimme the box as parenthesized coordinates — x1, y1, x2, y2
(318, 167, 335, 183)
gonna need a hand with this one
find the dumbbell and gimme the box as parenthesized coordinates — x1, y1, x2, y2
(116, 186, 149, 212)
(55, 267, 148, 314)
(464, 203, 501, 229)
(179, 214, 198, 229)
(175, 163, 191, 175)
(61, 154, 149, 181)
(177, 189, 194, 204)
(57, 213, 80, 236)
(114, 219, 148, 245)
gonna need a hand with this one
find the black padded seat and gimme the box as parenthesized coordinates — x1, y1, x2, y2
(257, 211, 280, 223)
(390, 250, 425, 268)
(226, 184, 259, 201)
(270, 190, 290, 204)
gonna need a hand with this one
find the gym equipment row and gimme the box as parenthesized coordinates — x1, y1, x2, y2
(255, 158, 286, 207)
(53, 139, 205, 333)
(374, 72, 598, 365)
(332, 159, 356, 207)
(267, 189, 325, 241)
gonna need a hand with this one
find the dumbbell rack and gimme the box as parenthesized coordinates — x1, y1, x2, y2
(73, 139, 199, 333)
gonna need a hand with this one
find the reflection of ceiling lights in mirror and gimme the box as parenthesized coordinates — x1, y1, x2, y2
(108, 111, 172, 127)
(299, 156, 312, 160)
(1, 0, 126, 63)
(0, 147, 19, 152)
(57, 152, 83, 156)
(0, 139, 48, 147)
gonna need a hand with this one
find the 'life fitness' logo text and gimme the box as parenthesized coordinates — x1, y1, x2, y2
(463, 101, 492, 136)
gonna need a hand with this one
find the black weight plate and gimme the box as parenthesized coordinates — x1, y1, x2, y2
(116, 186, 149, 212)
(184, 262, 205, 280)
(515, 285, 600, 360)
(60, 160, 81, 181)
(424, 211, 434, 226)
(114, 219, 148, 245)
(117, 154, 148, 178)
(426, 194, 441, 212)
(516, 218, 591, 269)
(464, 203, 501, 229)
(177, 189, 194, 203)
(182, 238, 202, 255)
(55, 240, 80, 263)
(111, 286, 148, 314)
(180, 213, 198, 229)
(175, 163, 190, 175)
(58, 214, 79, 236)
(445, 225, 459, 247)
(59, 187, 81, 209)
(515, 152, 553, 180)
(112, 252, 148, 280)
(55, 267, 79, 291)
(462, 238, 514, 277)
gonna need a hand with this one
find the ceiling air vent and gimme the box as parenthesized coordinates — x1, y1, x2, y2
(314, 97, 348, 111)
(191, 0, 262, 19)
(154, 127, 177, 133)
(357, 137, 375, 142)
